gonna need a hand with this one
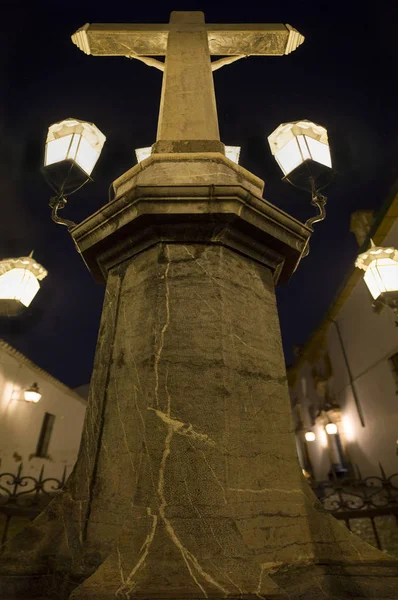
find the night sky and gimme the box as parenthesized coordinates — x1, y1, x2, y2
(1, 1, 397, 388)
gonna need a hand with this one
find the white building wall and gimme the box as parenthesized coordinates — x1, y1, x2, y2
(0, 340, 86, 483)
(290, 218, 398, 480)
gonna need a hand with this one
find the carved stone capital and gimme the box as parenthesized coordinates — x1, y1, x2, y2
(70, 154, 311, 285)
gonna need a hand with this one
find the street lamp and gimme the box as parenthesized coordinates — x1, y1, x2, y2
(325, 422, 338, 435)
(355, 241, 398, 323)
(24, 383, 42, 403)
(305, 431, 316, 442)
(42, 118, 106, 229)
(0, 254, 48, 316)
(268, 120, 334, 235)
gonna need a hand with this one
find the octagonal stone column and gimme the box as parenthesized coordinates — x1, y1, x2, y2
(1, 154, 398, 600)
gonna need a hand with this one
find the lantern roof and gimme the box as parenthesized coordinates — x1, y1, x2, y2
(0, 256, 48, 281)
(268, 119, 329, 156)
(46, 118, 106, 154)
(355, 241, 398, 271)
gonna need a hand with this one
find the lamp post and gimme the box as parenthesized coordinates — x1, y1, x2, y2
(0, 254, 47, 316)
(356, 241, 398, 323)
(42, 118, 106, 229)
(268, 119, 334, 260)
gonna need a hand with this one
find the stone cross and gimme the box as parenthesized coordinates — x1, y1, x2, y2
(72, 11, 304, 151)
(2, 11, 398, 600)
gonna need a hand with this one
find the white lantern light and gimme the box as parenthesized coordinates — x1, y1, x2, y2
(0, 255, 47, 316)
(45, 118, 106, 177)
(24, 383, 42, 403)
(135, 147, 152, 163)
(135, 145, 241, 165)
(225, 146, 241, 165)
(355, 243, 398, 300)
(325, 423, 338, 435)
(305, 431, 316, 442)
(268, 120, 332, 177)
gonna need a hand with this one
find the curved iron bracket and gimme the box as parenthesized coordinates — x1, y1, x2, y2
(49, 196, 77, 230)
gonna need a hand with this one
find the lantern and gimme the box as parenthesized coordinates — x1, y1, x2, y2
(24, 383, 42, 403)
(325, 423, 337, 435)
(135, 147, 152, 163)
(0, 255, 47, 316)
(43, 118, 106, 194)
(356, 243, 398, 301)
(268, 120, 333, 192)
(135, 145, 241, 165)
(305, 431, 316, 442)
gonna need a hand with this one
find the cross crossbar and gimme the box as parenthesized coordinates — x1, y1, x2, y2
(71, 12, 305, 149)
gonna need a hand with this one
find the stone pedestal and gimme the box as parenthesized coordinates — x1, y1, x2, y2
(1, 154, 398, 599)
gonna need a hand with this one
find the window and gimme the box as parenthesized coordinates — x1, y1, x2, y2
(389, 352, 398, 393)
(36, 412, 55, 458)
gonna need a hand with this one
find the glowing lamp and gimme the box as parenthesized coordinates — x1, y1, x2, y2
(0, 256, 47, 316)
(135, 147, 152, 163)
(24, 383, 42, 403)
(305, 431, 316, 442)
(135, 145, 241, 165)
(267, 120, 333, 193)
(225, 146, 241, 165)
(325, 423, 337, 435)
(356, 243, 398, 300)
(43, 118, 106, 194)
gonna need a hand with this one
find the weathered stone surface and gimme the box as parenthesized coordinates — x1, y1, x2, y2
(72, 12, 304, 148)
(1, 141, 397, 600)
(72, 14, 303, 58)
(70, 154, 309, 288)
(2, 241, 398, 599)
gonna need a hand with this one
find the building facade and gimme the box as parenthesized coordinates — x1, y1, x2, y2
(0, 339, 86, 482)
(288, 185, 398, 481)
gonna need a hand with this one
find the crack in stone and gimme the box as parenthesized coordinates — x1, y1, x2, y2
(228, 487, 304, 496)
(116, 544, 125, 586)
(156, 426, 229, 598)
(119, 305, 157, 494)
(154, 244, 171, 409)
(182, 245, 235, 294)
(184, 480, 224, 553)
(114, 378, 136, 474)
(187, 439, 228, 505)
(115, 508, 158, 598)
(255, 561, 285, 599)
(148, 408, 217, 447)
(208, 558, 244, 596)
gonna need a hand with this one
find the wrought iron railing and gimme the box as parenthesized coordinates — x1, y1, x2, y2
(310, 464, 398, 554)
(1, 463, 398, 554)
(311, 463, 398, 512)
(0, 463, 68, 547)
(0, 463, 67, 507)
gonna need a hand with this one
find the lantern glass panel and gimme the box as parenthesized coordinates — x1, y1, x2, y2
(135, 147, 152, 163)
(275, 137, 302, 175)
(45, 135, 74, 167)
(0, 268, 40, 307)
(364, 258, 398, 299)
(74, 134, 101, 176)
(225, 146, 241, 164)
(305, 136, 332, 168)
